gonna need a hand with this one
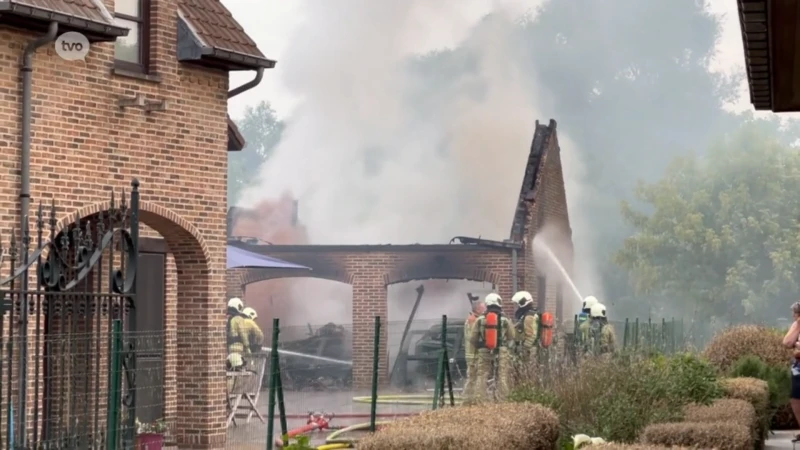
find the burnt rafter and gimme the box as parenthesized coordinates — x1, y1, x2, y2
(509, 119, 556, 242)
(383, 253, 500, 286)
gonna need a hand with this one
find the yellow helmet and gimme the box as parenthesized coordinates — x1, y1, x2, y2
(243, 307, 257, 320)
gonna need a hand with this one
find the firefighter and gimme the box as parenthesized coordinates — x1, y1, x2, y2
(578, 296, 598, 327)
(226, 297, 250, 370)
(468, 293, 516, 401)
(590, 302, 616, 355)
(242, 307, 265, 354)
(581, 302, 616, 357)
(511, 291, 539, 367)
(462, 298, 486, 398)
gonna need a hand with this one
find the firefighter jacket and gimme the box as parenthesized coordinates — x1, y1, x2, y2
(514, 307, 539, 350)
(243, 317, 265, 353)
(227, 314, 250, 355)
(464, 312, 481, 358)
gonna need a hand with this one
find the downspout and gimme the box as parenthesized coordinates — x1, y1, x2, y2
(511, 248, 518, 293)
(18, 21, 58, 449)
(21, 21, 58, 233)
(228, 67, 264, 99)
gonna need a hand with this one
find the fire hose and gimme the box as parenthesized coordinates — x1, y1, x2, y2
(325, 421, 394, 445)
(275, 412, 332, 448)
(352, 394, 463, 405)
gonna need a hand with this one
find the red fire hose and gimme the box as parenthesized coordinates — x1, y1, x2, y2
(275, 412, 332, 447)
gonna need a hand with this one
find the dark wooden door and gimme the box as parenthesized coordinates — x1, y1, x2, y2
(134, 239, 167, 424)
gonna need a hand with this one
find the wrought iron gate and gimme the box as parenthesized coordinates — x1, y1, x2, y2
(0, 181, 140, 449)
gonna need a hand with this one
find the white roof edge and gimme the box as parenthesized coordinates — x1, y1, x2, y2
(177, 7, 208, 47)
(89, 0, 115, 24)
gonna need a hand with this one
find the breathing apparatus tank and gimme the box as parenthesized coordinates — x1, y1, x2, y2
(484, 311, 499, 350)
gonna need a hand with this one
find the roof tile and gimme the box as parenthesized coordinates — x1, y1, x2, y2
(179, 0, 265, 60)
(11, 0, 111, 24)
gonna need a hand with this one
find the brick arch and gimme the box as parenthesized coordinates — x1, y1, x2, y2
(241, 267, 354, 286)
(56, 200, 212, 269)
(56, 196, 217, 447)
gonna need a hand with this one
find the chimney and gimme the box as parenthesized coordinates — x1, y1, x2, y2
(291, 201, 299, 226)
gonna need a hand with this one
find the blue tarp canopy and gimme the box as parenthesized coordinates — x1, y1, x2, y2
(226, 245, 311, 270)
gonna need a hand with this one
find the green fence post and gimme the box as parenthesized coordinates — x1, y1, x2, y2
(661, 318, 666, 352)
(276, 345, 287, 439)
(432, 317, 445, 410)
(634, 318, 639, 350)
(623, 318, 629, 350)
(442, 316, 455, 407)
(266, 318, 280, 450)
(106, 319, 122, 450)
(370, 316, 381, 432)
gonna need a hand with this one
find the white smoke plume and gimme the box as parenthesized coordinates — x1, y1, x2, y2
(239, 0, 601, 325)
(244, 0, 545, 244)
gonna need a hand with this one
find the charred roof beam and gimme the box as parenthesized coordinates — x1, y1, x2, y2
(448, 236, 522, 250)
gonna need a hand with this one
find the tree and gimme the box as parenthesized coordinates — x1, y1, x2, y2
(228, 101, 285, 206)
(615, 123, 800, 324)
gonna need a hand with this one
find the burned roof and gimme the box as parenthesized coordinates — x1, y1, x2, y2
(509, 119, 556, 242)
(0, 0, 128, 39)
(177, 0, 275, 70)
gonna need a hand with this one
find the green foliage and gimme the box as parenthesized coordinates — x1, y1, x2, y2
(228, 101, 285, 208)
(615, 123, 800, 323)
(282, 434, 314, 449)
(509, 353, 723, 445)
(729, 355, 791, 416)
(658, 353, 724, 404)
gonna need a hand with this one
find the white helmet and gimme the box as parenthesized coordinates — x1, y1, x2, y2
(590, 303, 607, 319)
(243, 307, 257, 320)
(582, 296, 598, 311)
(484, 293, 502, 308)
(511, 291, 534, 308)
(227, 297, 244, 312)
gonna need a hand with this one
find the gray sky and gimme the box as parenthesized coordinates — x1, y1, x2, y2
(223, 0, 800, 121)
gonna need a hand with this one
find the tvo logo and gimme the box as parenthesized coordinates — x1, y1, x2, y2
(54, 32, 90, 61)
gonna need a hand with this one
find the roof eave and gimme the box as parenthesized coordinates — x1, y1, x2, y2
(228, 116, 245, 151)
(738, 0, 774, 111)
(0, 1, 128, 41)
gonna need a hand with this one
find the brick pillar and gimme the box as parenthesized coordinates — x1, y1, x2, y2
(351, 276, 389, 388)
(226, 268, 245, 299)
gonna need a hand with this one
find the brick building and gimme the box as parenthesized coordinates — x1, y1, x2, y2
(228, 119, 574, 387)
(0, 0, 269, 447)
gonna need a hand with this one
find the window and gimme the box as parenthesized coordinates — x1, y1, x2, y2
(114, 0, 150, 72)
(537, 276, 547, 312)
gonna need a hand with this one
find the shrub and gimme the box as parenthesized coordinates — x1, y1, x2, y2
(640, 422, 750, 450)
(683, 398, 757, 445)
(720, 376, 771, 441)
(703, 325, 790, 372)
(651, 352, 724, 404)
(594, 446, 689, 450)
(508, 353, 723, 445)
(356, 403, 559, 450)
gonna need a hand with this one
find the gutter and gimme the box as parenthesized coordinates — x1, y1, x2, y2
(18, 22, 58, 448)
(228, 67, 265, 99)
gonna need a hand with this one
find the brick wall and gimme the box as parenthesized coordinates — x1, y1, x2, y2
(521, 121, 574, 321)
(0, 8, 230, 447)
(232, 245, 514, 386)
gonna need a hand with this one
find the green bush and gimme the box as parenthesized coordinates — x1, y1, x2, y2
(729, 355, 792, 432)
(508, 353, 723, 445)
(729, 355, 790, 411)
